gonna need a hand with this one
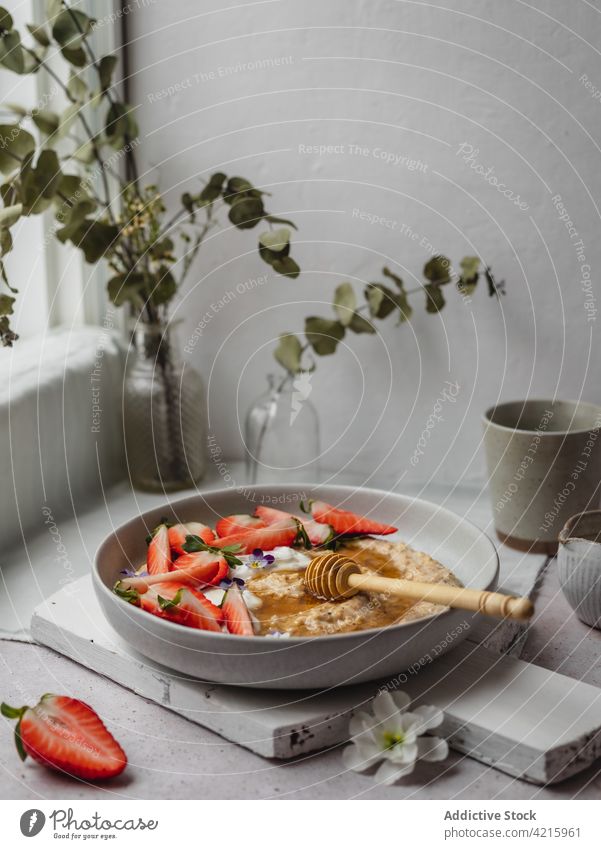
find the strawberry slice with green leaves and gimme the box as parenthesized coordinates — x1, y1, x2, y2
(309, 500, 397, 536)
(129, 581, 224, 632)
(1, 694, 127, 781)
(215, 514, 265, 538)
(212, 518, 299, 555)
(146, 524, 172, 574)
(255, 505, 333, 547)
(168, 522, 215, 557)
(222, 583, 254, 636)
(156, 584, 224, 632)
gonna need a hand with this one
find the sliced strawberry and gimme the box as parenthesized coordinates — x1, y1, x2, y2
(222, 583, 254, 635)
(170, 587, 223, 632)
(173, 552, 229, 585)
(302, 519, 335, 546)
(255, 505, 333, 547)
(1, 694, 127, 781)
(147, 524, 172, 574)
(141, 582, 223, 632)
(168, 522, 215, 557)
(215, 514, 266, 538)
(118, 551, 228, 593)
(310, 500, 397, 536)
(213, 518, 298, 555)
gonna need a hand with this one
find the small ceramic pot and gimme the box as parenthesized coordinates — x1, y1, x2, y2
(483, 399, 601, 553)
(557, 510, 601, 629)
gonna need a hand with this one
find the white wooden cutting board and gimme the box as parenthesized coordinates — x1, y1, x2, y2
(31, 575, 601, 785)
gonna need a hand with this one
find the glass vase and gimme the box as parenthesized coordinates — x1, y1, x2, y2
(123, 321, 206, 491)
(245, 374, 321, 484)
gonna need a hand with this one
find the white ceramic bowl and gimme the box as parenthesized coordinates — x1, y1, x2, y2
(558, 510, 601, 630)
(93, 484, 499, 689)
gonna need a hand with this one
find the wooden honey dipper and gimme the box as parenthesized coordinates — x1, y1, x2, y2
(304, 552, 534, 621)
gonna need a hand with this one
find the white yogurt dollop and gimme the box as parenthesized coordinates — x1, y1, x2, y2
(229, 546, 310, 582)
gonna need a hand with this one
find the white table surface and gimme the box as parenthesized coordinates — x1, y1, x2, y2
(1, 465, 600, 799)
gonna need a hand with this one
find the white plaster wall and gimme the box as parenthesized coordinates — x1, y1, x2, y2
(128, 0, 601, 485)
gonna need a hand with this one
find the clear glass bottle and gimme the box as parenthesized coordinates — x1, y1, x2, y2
(123, 321, 206, 491)
(245, 374, 321, 484)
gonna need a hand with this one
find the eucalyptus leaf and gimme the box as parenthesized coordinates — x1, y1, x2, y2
(60, 44, 86, 67)
(382, 266, 405, 290)
(333, 282, 356, 326)
(32, 109, 59, 135)
(57, 102, 80, 138)
(0, 30, 24, 74)
(52, 9, 94, 49)
(55, 198, 96, 234)
(0, 312, 18, 346)
(274, 333, 302, 373)
(0, 226, 13, 254)
(71, 139, 95, 164)
(272, 256, 300, 278)
(348, 312, 376, 334)
(0, 125, 35, 175)
(59, 219, 119, 263)
(151, 267, 177, 306)
(259, 228, 290, 253)
(0, 8, 13, 31)
(457, 255, 480, 295)
(98, 55, 117, 92)
(228, 195, 264, 229)
(0, 292, 14, 314)
(3, 103, 27, 117)
(107, 272, 147, 307)
(27, 23, 50, 47)
(305, 316, 345, 356)
(46, 0, 62, 23)
(20, 149, 62, 213)
(224, 176, 262, 204)
(67, 70, 88, 101)
(105, 102, 138, 146)
(423, 255, 452, 285)
(199, 171, 226, 203)
(365, 283, 397, 319)
(425, 283, 445, 313)
(0, 203, 22, 228)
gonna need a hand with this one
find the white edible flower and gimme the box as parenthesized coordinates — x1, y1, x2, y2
(342, 690, 449, 785)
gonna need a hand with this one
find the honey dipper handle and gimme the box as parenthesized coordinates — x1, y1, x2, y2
(346, 574, 534, 621)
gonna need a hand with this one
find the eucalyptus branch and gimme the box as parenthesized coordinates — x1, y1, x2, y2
(64, 1, 140, 189)
(20, 44, 114, 215)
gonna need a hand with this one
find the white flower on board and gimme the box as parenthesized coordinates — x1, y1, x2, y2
(342, 690, 449, 785)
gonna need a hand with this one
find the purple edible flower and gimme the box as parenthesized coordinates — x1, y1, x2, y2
(247, 548, 275, 569)
(219, 577, 245, 589)
(120, 568, 148, 577)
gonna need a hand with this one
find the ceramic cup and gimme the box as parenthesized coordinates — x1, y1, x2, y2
(558, 510, 601, 629)
(483, 399, 601, 553)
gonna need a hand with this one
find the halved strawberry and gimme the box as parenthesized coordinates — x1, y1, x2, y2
(147, 524, 172, 574)
(255, 505, 333, 547)
(213, 518, 299, 555)
(222, 584, 254, 635)
(1, 694, 127, 781)
(310, 500, 397, 536)
(215, 514, 265, 538)
(173, 552, 229, 585)
(118, 551, 228, 593)
(139, 581, 223, 632)
(168, 522, 215, 557)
